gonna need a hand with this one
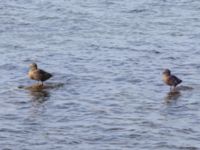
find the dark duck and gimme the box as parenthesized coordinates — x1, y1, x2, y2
(28, 63, 52, 86)
(162, 69, 182, 91)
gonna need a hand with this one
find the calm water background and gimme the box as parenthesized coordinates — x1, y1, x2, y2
(0, 0, 200, 149)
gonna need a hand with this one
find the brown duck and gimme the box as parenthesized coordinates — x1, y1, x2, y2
(162, 69, 182, 91)
(28, 63, 52, 86)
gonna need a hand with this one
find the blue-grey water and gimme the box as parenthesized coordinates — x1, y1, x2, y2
(1, 0, 200, 149)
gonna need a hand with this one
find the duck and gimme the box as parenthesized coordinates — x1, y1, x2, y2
(28, 63, 52, 86)
(162, 69, 182, 91)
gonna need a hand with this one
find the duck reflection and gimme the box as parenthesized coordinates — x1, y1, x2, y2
(30, 89, 50, 103)
(19, 82, 64, 103)
(164, 90, 181, 103)
(27, 84, 50, 103)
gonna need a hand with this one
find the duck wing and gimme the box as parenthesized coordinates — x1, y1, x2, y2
(170, 75, 182, 86)
(29, 69, 52, 81)
(37, 69, 52, 81)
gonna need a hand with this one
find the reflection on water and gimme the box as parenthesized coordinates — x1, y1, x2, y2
(24, 82, 64, 90)
(165, 91, 181, 103)
(164, 85, 193, 103)
(29, 89, 50, 103)
(18, 82, 64, 103)
(25, 84, 51, 104)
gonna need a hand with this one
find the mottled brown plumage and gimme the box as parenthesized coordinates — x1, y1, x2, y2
(28, 63, 52, 86)
(162, 69, 182, 91)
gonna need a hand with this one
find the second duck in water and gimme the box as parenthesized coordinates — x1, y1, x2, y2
(28, 63, 52, 86)
(162, 69, 182, 91)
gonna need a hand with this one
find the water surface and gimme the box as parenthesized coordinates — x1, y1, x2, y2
(0, 0, 200, 149)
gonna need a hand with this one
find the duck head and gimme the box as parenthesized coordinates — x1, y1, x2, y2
(29, 63, 38, 70)
(163, 69, 171, 76)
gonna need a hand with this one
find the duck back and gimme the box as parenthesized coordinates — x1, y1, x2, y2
(28, 69, 52, 82)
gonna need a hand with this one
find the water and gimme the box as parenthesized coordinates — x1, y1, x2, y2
(0, 0, 200, 149)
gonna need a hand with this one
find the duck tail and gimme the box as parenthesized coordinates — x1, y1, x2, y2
(178, 79, 182, 84)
